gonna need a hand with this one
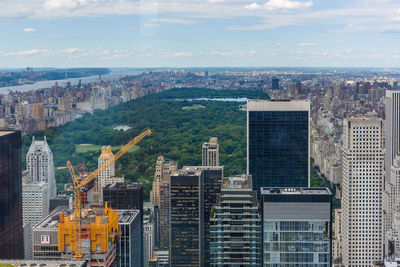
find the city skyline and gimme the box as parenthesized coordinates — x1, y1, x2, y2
(1, 0, 400, 68)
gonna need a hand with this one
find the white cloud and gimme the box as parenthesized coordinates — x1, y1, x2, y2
(152, 18, 197, 24)
(245, 0, 313, 10)
(382, 24, 400, 32)
(4, 49, 50, 56)
(297, 42, 316, 47)
(23, 28, 36, 32)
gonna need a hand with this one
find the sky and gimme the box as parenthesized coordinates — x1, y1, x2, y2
(1, 0, 400, 68)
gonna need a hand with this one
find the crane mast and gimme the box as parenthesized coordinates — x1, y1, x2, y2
(66, 129, 151, 258)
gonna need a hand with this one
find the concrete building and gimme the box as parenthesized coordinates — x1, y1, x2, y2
(332, 209, 342, 263)
(202, 137, 219, 167)
(50, 196, 72, 212)
(210, 174, 261, 266)
(261, 187, 332, 266)
(0, 131, 24, 259)
(150, 156, 177, 249)
(116, 210, 142, 267)
(95, 145, 124, 204)
(341, 117, 384, 266)
(169, 167, 203, 266)
(23, 222, 32, 260)
(385, 90, 400, 183)
(143, 205, 155, 267)
(26, 136, 56, 198)
(32, 206, 68, 260)
(149, 250, 169, 267)
(247, 100, 310, 191)
(22, 181, 49, 226)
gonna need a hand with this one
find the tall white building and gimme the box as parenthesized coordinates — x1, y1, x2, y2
(202, 137, 219, 166)
(94, 146, 124, 204)
(26, 136, 56, 198)
(386, 90, 400, 183)
(341, 117, 384, 266)
(22, 181, 49, 226)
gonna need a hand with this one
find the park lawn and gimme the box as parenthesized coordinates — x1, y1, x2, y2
(182, 104, 205, 110)
(75, 144, 139, 154)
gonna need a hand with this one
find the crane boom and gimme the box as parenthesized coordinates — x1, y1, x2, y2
(77, 128, 151, 189)
(65, 128, 151, 259)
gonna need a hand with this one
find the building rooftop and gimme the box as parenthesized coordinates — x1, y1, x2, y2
(247, 99, 310, 111)
(260, 187, 332, 195)
(222, 174, 252, 190)
(0, 260, 86, 267)
(172, 166, 203, 176)
(34, 206, 72, 229)
(105, 182, 142, 190)
(118, 209, 139, 224)
(0, 130, 15, 136)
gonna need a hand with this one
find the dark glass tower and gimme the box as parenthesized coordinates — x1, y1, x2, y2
(247, 100, 310, 192)
(169, 167, 203, 266)
(103, 182, 143, 267)
(0, 131, 24, 259)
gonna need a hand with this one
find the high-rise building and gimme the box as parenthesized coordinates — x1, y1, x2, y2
(169, 167, 204, 266)
(150, 156, 177, 249)
(385, 90, 400, 183)
(26, 136, 56, 198)
(202, 137, 219, 167)
(95, 146, 124, 204)
(103, 182, 144, 265)
(332, 209, 342, 263)
(295, 80, 302, 99)
(261, 187, 332, 266)
(247, 100, 310, 191)
(210, 174, 261, 266)
(143, 205, 155, 267)
(341, 117, 384, 266)
(271, 77, 280, 90)
(0, 130, 24, 259)
(384, 156, 400, 235)
(116, 210, 142, 267)
(22, 181, 49, 226)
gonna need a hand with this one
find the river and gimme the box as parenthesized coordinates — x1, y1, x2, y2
(0, 69, 142, 94)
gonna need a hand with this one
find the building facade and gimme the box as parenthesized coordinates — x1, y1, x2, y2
(23, 181, 49, 226)
(116, 210, 142, 267)
(332, 209, 342, 263)
(0, 131, 24, 259)
(247, 100, 310, 191)
(169, 167, 204, 266)
(202, 137, 219, 167)
(143, 205, 155, 267)
(341, 117, 384, 266)
(26, 136, 56, 198)
(385, 90, 400, 183)
(150, 156, 177, 249)
(210, 174, 261, 266)
(95, 145, 124, 204)
(261, 187, 332, 266)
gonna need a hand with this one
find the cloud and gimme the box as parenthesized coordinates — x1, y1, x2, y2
(382, 24, 400, 32)
(297, 42, 316, 47)
(23, 28, 36, 32)
(152, 18, 197, 25)
(245, 0, 313, 10)
(4, 49, 49, 56)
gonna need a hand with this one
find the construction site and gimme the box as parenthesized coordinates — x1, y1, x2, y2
(39, 129, 152, 267)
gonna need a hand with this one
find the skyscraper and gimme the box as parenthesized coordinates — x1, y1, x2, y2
(150, 156, 177, 249)
(261, 187, 332, 266)
(271, 77, 280, 90)
(22, 181, 49, 226)
(210, 174, 261, 266)
(116, 210, 142, 267)
(95, 146, 124, 204)
(341, 117, 384, 266)
(385, 90, 400, 183)
(247, 100, 310, 191)
(26, 136, 56, 198)
(169, 167, 203, 266)
(0, 131, 24, 259)
(202, 137, 219, 167)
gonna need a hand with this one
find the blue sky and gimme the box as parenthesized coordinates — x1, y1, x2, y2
(1, 0, 400, 68)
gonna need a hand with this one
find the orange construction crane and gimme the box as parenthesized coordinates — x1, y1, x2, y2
(66, 128, 151, 258)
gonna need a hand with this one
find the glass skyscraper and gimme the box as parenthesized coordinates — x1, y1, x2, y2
(0, 131, 24, 259)
(247, 100, 310, 191)
(261, 187, 332, 267)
